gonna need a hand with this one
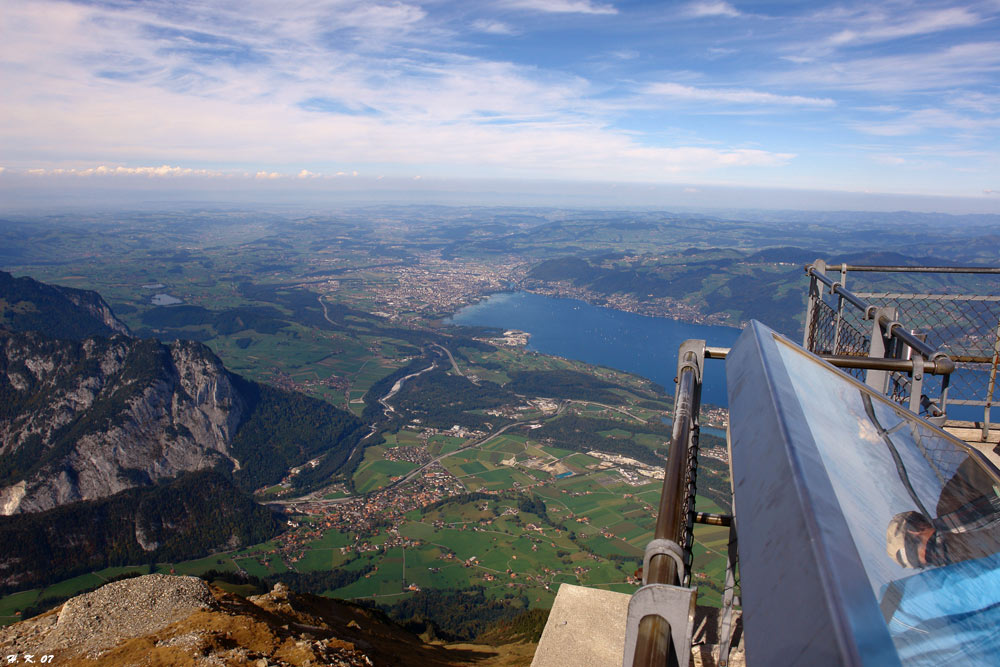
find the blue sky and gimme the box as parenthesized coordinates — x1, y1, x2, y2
(1, 0, 998, 211)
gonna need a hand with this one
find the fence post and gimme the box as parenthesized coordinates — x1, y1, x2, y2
(866, 306, 898, 394)
(831, 264, 847, 355)
(803, 260, 826, 350)
(984, 316, 1000, 441)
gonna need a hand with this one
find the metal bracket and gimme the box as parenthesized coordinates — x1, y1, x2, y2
(643, 539, 686, 585)
(677, 340, 706, 384)
(866, 306, 897, 393)
(908, 354, 924, 415)
(621, 583, 697, 667)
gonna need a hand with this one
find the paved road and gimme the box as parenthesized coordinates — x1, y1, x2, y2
(566, 399, 650, 423)
(432, 343, 463, 376)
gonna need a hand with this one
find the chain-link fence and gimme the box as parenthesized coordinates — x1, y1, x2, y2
(804, 265, 1000, 432)
(805, 297, 870, 380)
(857, 292, 1000, 424)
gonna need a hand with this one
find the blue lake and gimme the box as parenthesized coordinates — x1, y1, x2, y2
(151, 293, 183, 306)
(447, 292, 741, 408)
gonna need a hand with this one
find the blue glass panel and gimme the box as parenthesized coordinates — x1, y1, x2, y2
(774, 336, 1000, 665)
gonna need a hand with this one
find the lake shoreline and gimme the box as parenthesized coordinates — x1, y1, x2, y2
(519, 282, 741, 330)
(446, 291, 741, 409)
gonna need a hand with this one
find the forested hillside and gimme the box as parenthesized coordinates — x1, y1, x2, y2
(0, 270, 130, 339)
(0, 471, 280, 593)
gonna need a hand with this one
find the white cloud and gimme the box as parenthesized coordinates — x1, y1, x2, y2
(507, 0, 617, 15)
(684, 1, 740, 18)
(335, 2, 427, 31)
(853, 108, 1000, 136)
(826, 7, 980, 47)
(857, 419, 881, 444)
(949, 92, 1000, 114)
(872, 155, 905, 165)
(771, 42, 1000, 92)
(21, 165, 223, 177)
(646, 82, 834, 107)
(707, 47, 737, 58)
(0, 0, 824, 187)
(298, 169, 319, 178)
(471, 19, 516, 35)
(621, 146, 794, 172)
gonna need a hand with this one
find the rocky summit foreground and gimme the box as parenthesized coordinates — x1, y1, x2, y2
(0, 574, 536, 666)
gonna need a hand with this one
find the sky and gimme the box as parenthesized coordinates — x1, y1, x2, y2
(1, 0, 999, 212)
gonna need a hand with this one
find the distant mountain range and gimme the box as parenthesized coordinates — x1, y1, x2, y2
(0, 271, 365, 590)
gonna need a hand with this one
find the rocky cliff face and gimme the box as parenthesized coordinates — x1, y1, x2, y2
(0, 331, 245, 514)
(55, 284, 132, 337)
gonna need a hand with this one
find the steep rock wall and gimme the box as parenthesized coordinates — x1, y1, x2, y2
(0, 332, 245, 514)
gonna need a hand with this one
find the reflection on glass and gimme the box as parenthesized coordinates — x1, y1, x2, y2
(774, 337, 1000, 665)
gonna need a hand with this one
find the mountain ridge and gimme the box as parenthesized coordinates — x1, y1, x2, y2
(0, 270, 130, 340)
(0, 574, 536, 666)
(0, 271, 367, 595)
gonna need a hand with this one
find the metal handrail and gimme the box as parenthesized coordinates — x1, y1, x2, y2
(806, 264, 946, 361)
(832, 265, 1000, 274)
(651, 352, 697, 584)
(703, 344, 954, 376)
(629, 343, 704, 667)
(819, 354, 953, 375)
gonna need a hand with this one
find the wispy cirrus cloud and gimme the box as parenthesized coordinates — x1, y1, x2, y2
(948, 92, 1000, 114)
(471, 19, 517, 35)
(826, 7, 981, 47)
(683, 1, 741, 18)
(645, 82, 834, 107)
(507, 0, 617, 15)
(622, 146, 794, 172)
(853, 108, 1000, 136)
(0, 0, 799, 183)
(3, 0, 998, 202)
(770, 42, 1000, 92)
(334, 2, 427, 30)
